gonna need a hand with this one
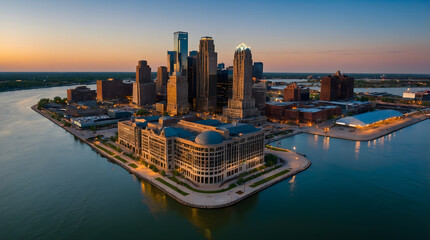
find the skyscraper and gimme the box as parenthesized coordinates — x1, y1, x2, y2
(253, 62, 263, 79)
(167, 51, 176, 76)
(196, 36, 218, 113)
(221, 43, 265, 125)
(173, 31, 188, 75)
(133, 60, 156, 106)
(156, 66, 168, 95)
(167, 72, 189, 115)
(187, 54, 197, 110)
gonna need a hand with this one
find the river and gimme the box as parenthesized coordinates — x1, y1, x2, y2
(0, 86, 429, 239)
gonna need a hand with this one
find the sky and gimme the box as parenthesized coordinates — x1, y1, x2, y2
(0, 0, 429, 73)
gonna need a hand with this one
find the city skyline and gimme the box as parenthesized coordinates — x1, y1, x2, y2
(1, 0, 429, 73)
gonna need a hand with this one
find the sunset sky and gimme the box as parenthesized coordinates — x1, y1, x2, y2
(1, 0, 429, 73)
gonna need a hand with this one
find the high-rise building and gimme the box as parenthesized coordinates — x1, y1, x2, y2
(187, 54, 198, 110)
(252, 82, 267, 115)
(156, 66, 168, 95)
(283, 82, 310, 102)
(173, 31, 188, 75)
(216, 67, 233, 111)
(217, 62, 225, 70)
(67, 86, 96, 103)
(253, 62, 264, 80)
(221, 43, 266, 126)
(97, 78, 133, 101)
(133, 60, 156, 106)
(320, 70, 354, 101)
(167, 51, 176, 76)
(196, 36, 218, 113)
(167, 73, 189, 115)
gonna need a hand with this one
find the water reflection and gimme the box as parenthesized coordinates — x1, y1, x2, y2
(354, 141, 361, 159)
(136, 178, 258, 240)
(323, 137, 330, 150)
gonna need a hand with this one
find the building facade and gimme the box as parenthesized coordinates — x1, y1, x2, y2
(156, 66, 168, 95)
(133, 60, 156, 106)
(283, 83, 310, 102)
(167, 73, 189, 115)
(221, 42, 266, 126)
(196, 37, 218, 113)
(265, 101, 342, 123)
(67, 86, 96, 103)
(320, 70, 354, 101)
(97, 78, 133, 101)
(173, 31, 188, 75)
(187, 54, 198, 110)
(253, 62, 263, 80)
(118, 118, 265, 186)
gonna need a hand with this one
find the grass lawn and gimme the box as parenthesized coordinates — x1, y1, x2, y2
(265, 145, 290, 152)
(156, 178, 189, 196)
(250, 169, 290, 188)
(107, 143, 122, 153)
(95, 144, 114, 156)
(114, 155, 127, 163)
(129, 163, 138, 168)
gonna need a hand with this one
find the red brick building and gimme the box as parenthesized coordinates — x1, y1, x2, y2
(320, 70, 354, 101)
(266, 102, 342, 123)
(283, 83, 310, 102)
(67, 86, 96, 103)
(96, 78, 133, 101)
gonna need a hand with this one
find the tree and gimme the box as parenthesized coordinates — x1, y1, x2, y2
(136, 109, 149, 116)
(37, 98, 51, 108)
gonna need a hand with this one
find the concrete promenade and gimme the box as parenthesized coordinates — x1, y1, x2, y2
(32, 105, 311, 209)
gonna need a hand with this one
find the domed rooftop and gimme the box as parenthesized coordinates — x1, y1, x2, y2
(236, 42, 250, 51)
(195, 131, 224, 145)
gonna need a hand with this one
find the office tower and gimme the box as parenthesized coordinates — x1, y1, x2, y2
(173, 31, 188, 75)
(283, 82, 310, 102)
(189, 50, 198, 57)
(97, 78, 133, 101)
(167, 51, 176, 76)
(221, 42, 266, 126)
(217, 62, 225, 70)
(187, 55, 197, 110)
(320, 70, 354, 101)
(252, 82, 267, 115)
(133, 60, 156, 106)
(167, 72, 189, 115)
(253, 62, 263, 79)
(196, 36, 218, 113)
(156, 66, 168, 95)
(216, 66, 233, 111)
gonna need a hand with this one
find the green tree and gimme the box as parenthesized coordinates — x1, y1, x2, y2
(136, 109, 149, 116)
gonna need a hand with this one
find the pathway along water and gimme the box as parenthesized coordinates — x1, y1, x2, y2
(0, 85, 429, 240)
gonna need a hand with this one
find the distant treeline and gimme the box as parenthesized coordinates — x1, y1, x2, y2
(0, 72, 155, 92)
(264, 72, 430, 80)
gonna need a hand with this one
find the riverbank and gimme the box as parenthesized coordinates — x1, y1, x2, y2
(303, 113, 429, 141)
(32, 104, 311, 209)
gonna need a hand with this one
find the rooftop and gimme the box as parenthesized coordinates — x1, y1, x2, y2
(336, 110, 403, 127)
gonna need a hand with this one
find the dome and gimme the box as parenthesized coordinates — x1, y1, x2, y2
(236, 42, 250, 51)
(195, 131, 224, 145)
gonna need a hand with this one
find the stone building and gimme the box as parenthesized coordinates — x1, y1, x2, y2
(118, 117, 264, 186)
(221, 42, 266, 126)
(133, 60, 156, 107)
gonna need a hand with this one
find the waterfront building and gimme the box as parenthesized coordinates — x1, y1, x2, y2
(167, 51, 176, 75)
(167, 73, 189, 115)
(67, 86, 96, 103)
(217, 62, 225, 70)
(283, 83, 310, 102)
(97, 78, 133, 101)
(320, 70, 354, 101)
(156, 66, 168, 95)
(118, 117, 265, 186)
(265, 101, 342, 123)
(187, 54, 198, 110)
(253, 62, 263, 80)
(336, 110, 403, 128)
(221, 42, 266, 126)
(133, 60, 156, 107)
(173, 31, 188, 75)
(196, 36, 218, 113)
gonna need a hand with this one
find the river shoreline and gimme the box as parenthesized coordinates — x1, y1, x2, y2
(31, 104, 311, 209)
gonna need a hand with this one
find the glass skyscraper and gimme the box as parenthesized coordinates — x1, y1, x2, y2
(173, 31, 188, 74)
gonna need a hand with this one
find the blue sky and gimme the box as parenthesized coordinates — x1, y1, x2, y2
(1, 0, 429, 73)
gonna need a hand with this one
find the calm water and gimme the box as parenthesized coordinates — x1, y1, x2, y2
(0, 86, 429, 240)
